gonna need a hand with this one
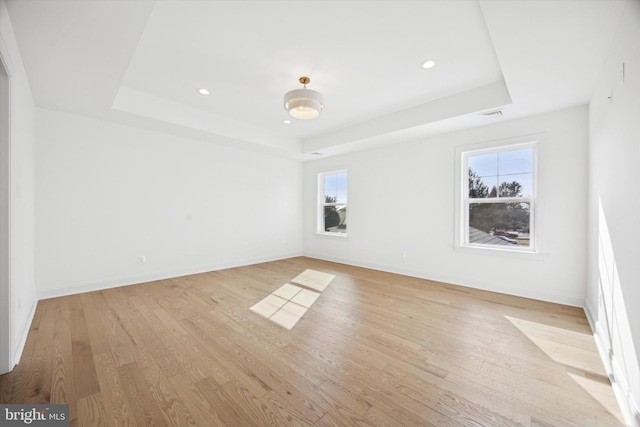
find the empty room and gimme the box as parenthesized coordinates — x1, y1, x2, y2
(0, 0, 638, 426)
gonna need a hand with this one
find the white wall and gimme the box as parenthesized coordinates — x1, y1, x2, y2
(0, 0, 37, 371)
(35, 108, 302, 297)
(586, 0, 640, 424)
(303, 105, 588, 306)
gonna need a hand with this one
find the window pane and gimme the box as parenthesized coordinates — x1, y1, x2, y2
(324, 171, 347, 203)
(468, 202, 531, 247)
(498, 173, 532, 197)
(324, 174, 337, 200)
(336, 172, 347, 203)
(320, 170, 348, 234)
(468, 153, 497, 177)
(498, 148, 532, 175)
(468, 172, 497, 198)
(323, 205, 347, 233)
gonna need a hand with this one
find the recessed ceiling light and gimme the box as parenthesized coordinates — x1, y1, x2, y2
(283, 119, 292, 124)
(421, 59, 436, 69)
(197, 88, 210, 95)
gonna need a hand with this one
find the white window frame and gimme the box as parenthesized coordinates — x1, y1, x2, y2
(317, 169, 348, 236)
(455, 136, 540, 254)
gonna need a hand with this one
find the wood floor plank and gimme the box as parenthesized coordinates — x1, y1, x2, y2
(23, 346, 51, 403)
(167, 374, 227, 427)
(69, 308, 99, 399)
(179, 318, 270, 398)
(93, 352, 137, 427)
(76, 391, 108, 427)
(220, 379, 286, 426)
(82, 301, 110, 356)
(140, 363, 198, 427)
(194, 376, 257, 426)
(198, 320, 327, 422)
(118, 362, 168, 427)
(33, 299, 56, 350)
(51, 305, 78, 425)
(116, 310, 163, 370)
(128, 288, 216, 383)
(362, 387, 440, 427)
(0, 257, 625, 426)
(96, 304, 137, 367)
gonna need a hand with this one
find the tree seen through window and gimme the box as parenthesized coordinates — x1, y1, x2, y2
(319, 170, 347, 234)
(465, 145, 534, 248)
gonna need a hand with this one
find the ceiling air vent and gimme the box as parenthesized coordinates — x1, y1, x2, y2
(480, 109, 503, 117)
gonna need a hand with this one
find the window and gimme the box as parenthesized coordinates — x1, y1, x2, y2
(318, 170, 347, 234)
(459, 141, 536, 251)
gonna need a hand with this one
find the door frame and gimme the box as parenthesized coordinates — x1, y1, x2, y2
(0, 36, 14, 374)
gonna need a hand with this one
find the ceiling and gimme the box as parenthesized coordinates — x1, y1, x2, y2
(5, 0, 627, 159)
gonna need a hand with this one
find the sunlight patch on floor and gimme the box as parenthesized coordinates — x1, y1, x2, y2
(291, 269, 335, 292)
(506, 315, 624, 423)
(506, 316, 603, 374)
(568, 371, 625, 425)
(250, 270, 332, 329)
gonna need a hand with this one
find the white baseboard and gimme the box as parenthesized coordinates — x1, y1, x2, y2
(37, 252, 302, 300)
(303, 252, 585, 307)
(38, 251, 583, 305)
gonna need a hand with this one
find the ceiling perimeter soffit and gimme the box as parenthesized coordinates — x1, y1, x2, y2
(478, 0, 627, 115)
(6, 0, 627, 156)
(5, 0, 157, 113)
(113, 0, 508, 152)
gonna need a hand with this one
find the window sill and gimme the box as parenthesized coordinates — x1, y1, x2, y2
(453, 244, 547, 260)
(315, 232, 349, 238)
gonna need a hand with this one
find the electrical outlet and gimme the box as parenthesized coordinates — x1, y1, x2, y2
(137, 256, 146, 264)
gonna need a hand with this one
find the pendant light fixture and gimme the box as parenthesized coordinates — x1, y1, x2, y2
(284, 76, 324, 120)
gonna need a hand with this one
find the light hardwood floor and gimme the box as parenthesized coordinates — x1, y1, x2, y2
(0, 257, 624, 426)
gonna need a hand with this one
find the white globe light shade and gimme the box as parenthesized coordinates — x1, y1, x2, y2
(284, 88, 324, 120)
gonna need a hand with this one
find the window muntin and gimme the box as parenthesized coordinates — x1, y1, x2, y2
(318, 170, 347, 234)
(463, 143, 536, 250)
